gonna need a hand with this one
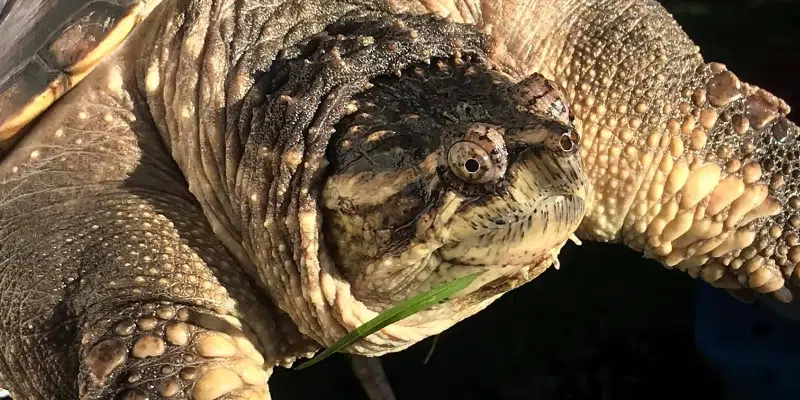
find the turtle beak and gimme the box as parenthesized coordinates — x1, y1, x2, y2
(438, 123, 588, 267)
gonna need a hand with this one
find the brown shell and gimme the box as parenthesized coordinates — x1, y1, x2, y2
(0, 0, 152, 155)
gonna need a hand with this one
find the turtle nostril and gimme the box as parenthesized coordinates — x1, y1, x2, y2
(559, 134, 574, 151)
(464, 158, 480, 173)
(489, 216, 507, 225)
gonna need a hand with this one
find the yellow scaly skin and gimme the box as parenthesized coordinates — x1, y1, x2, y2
(390, 0, 799, 303)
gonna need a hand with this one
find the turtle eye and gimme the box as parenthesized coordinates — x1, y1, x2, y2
(448, 141, 499, 183)
(443, 123, 507, 186)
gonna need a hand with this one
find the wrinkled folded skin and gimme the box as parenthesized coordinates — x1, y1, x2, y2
(0, 0, 796, 399)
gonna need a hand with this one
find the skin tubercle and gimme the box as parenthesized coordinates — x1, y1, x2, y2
(1, 1, 795, 398)
(535, 0, 798, 298)
(386, 0, 799, 298)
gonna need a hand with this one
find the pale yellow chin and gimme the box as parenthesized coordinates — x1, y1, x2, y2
(339, 248, 562, 357)
(325, 189, 584, 356)
(439, 194, 584, 266)
(328, 225, 573, 357)
(417, 192, 585, 299)
(418, 238, 567, 296)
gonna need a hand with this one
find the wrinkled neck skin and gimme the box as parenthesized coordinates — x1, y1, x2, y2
(136, 0, 562, 355)
(136, 0, 796, 355)
(382, 0, 651, 241)
(388, 0, 773, 240)
(395, 0, 800, 308)
(383, 0, 586, 72)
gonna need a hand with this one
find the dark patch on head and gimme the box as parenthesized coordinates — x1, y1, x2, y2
(326, 55, 578, 203)
(309, 15, 585, 308)
(328, 56, 519, 174)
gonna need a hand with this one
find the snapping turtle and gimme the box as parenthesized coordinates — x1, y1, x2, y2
(0, 0, 797, 399)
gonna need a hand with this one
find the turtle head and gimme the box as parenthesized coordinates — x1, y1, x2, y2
(323, 58, 588, 312)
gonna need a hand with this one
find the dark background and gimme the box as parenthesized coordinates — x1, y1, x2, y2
(271, 1, 800, 399)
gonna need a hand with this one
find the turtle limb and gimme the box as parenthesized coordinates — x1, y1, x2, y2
(0, 61, 313, 399)
(536, 0, 800, 304)
(387, 0, 800, 305)
(349, 356, 397, 400)
(493, 0, 800, 305)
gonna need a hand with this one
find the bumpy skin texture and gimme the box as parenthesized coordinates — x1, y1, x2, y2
(544, 1, 797, 302)
(385, 0, 800, 299)
(0, 0, 587, 399)
(543, 1, 799, 302)
(1, 0, 798, 399)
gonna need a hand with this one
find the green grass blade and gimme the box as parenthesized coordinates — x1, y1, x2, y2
(295, 271, 482, 370)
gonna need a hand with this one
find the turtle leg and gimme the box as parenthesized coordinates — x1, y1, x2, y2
(0, 63, 313, 400)
(349, 356, 397, 400)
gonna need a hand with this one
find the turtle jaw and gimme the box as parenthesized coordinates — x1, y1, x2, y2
(438, 194, 585, 266)
(339, 147, 588, 312)
(407, 193, 584, 301)
(410, 150, 588, 300)
(438, 146, 587, 265)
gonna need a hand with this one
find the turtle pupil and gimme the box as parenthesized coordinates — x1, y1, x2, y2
(464, 158, 480, 173)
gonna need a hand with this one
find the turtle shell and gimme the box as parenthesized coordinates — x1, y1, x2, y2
(0, 0, 154, 155)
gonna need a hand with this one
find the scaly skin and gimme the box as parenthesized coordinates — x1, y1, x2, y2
(388, 0, 800, 302)
(348, 1, 800, 397)
(546, 0, 797, 300)
(1, 0, 797, 398)
(0, 0, 587, 398)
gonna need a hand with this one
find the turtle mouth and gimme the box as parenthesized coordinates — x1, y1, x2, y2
(437, 184, 586, 263)
(414, 193, 584, 290)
